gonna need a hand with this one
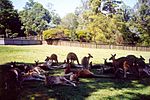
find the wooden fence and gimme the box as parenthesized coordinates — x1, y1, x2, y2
(43, 40, 150, 52)
(0, 38, 42, 45)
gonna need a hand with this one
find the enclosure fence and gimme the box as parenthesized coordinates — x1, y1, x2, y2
(0, 38, 42, 45)
(43, 40, 150, 52)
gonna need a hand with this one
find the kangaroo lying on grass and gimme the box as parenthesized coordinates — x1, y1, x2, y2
(64, 62, 114, 79)
(49, 54, 58, 64)
(45, 73, 77, 87)
(81, 53, 93, 69)
(66, 52, 80, 65)
(109, 54, 148, 78)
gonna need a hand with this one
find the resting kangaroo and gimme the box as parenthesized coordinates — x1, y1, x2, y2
(66, 52, 80, 65)
(103, 58, 113, 67)
(45, 74, 77, 87)
(109, 54, 131, 78)
(64, 63, 114, 79)
(49, 54, 58, 63)
(109, 54, 145, 78)
(81, 53, 93, 69)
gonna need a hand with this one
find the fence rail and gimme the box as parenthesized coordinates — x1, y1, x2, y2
(43, 40, 150, 51)
(0, 38, 42, 45)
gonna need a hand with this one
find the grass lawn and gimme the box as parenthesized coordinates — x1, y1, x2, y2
(0, 45, 150, 100)
(0, 45, 150, 64)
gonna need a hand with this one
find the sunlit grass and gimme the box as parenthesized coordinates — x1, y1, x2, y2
(0, 45, 150, 64)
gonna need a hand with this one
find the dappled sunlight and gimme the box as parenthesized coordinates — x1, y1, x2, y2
(0, 46, 150, 100)
(1, 64, 150, 99)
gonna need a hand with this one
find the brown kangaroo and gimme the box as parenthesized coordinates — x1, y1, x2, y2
(49, 54, 58, 63)
(109, 54, 130, 78)
(109, 54, 143, 78)
(103, 58, 113, 67)
(66, 52, 80, 65)
(81, 53, 93, 69)
(64, 63, 114, 79)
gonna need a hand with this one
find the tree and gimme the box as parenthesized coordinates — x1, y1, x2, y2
(61, 13, 78, 30)
(130, 0, 150, 46)
(50, 12, 61, 26)
(76, 0, 123, 44)
(19, 0, 51, 36)
(61, 13, 79, 41)
(0, 0, 23, 38)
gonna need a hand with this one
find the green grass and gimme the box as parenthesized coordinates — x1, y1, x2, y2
(0, 45, 150, 100)
(0, 45, 150, 64)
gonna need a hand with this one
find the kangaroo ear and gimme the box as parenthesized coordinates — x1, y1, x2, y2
(140, 55, 145, 60)
(140, 55, 142, 58)
(114, 54, 116, 56)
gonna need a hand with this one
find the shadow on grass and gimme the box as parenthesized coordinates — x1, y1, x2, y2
(0, 62, 150, 100)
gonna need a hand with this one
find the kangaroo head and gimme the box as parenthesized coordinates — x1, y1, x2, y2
(10, 61, 16, 68)
(88, 53, 93, 58)
(45, 56, 50, 61)
(140, 55, 145, 61)
(109, 54, 116, 60)
(35, 60, 39, 66)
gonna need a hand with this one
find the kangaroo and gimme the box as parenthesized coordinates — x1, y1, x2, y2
(66, 52, 80, 65)
(64, 63, 114, 79)
(109, 54, 131, 78)
(109, 54, 144, 78)
(49, 54, 58, 63)
(126, 55, 146, 77)
(4, 67, 22, 90)
(81, 53, 93, 69)
(45, 73, 77, 87)
(103, 58, 113, 67)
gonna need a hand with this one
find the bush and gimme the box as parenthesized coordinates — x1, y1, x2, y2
(43, 28, 61, 40)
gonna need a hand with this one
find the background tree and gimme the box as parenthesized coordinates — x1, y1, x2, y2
(61, 13, 78, 41)
(132, 0, 150, 46)
(0, 0, 23, 38)
(19, 0, 51, 36)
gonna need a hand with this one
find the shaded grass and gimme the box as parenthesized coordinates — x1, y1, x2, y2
(0, 61, 150, 100)
(19, 73, 150, 100)
(0, 45, 150, 100)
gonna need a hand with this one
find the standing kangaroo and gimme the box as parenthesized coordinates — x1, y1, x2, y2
(66, 52, 80, 65)
(81, 53, 93, 69)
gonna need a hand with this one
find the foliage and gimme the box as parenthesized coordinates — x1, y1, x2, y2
(19, 0, 51, 35)
(43, 28, 62, 39)
(76, 29, 92, 42)
(0, 0, 23, 38)
(61, 13, 78, 30)
(50, 12, 61, 26)
(134, 0, 150, 46)
(75, 0, 124, 44)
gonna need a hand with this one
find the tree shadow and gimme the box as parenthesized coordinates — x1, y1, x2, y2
(0, 62, 150, 100)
